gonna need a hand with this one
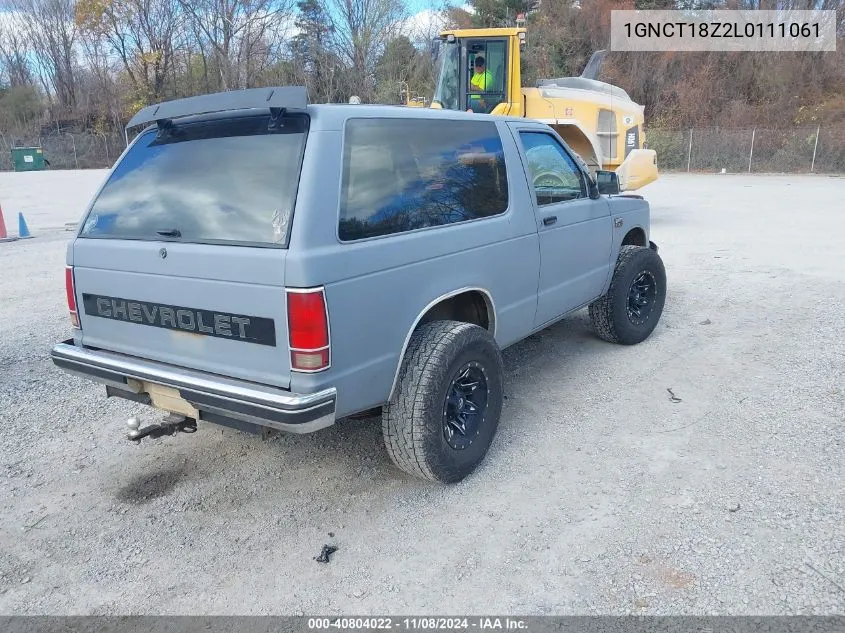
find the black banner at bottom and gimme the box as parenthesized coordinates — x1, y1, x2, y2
(0, 617, 843, 633)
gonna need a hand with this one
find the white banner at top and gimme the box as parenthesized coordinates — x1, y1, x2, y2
(610, 10, 837, 52)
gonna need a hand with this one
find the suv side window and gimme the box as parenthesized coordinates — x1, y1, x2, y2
(339, 118, 509, 241)
(518, 131, 586, 206)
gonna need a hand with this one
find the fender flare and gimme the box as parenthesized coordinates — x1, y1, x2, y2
(387, 286, 497, 401)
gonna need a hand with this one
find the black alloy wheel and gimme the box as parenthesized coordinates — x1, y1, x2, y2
(627, 270, 658, 325)
(443, 361, 489, 450)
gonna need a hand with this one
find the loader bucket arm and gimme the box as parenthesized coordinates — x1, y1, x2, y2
(615, 149, 658, 191)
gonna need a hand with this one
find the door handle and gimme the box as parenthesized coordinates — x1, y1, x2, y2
(543, 216, 557, 226)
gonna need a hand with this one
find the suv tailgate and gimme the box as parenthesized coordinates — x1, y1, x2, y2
(69, 111, 309, 389)
(72, 240, 290, 388)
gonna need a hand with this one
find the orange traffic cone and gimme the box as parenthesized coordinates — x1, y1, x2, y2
(0, 204, 17, 243)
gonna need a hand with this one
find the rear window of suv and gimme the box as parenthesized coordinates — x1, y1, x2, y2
(338, 118, 509, 241)
(79, 113, 308, 247)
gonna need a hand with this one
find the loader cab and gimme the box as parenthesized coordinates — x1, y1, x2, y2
(428, 27, 658, 192)
(431, 28, 525, 117)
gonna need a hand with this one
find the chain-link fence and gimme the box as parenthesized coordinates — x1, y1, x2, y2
(1, 125, 844, 174)
(0, 130, 126, 171)
(646, 125, 845, 174)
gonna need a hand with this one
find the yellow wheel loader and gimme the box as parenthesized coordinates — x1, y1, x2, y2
(426, 27, 658, 191)
(400, 82, 428, 108)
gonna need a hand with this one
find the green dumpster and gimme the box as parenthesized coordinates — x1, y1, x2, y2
(11, 147, 46, 172)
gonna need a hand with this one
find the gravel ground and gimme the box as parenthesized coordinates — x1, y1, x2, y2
(0, 170, 107, 232)
(0, 171, 843, 615)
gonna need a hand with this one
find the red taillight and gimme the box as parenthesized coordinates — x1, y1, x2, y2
(286, 288, 329, 371)
(65, 266, 79, 328)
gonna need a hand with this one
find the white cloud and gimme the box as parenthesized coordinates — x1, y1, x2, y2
(398, 4, 474, 39)
(400, 9, 447, 38)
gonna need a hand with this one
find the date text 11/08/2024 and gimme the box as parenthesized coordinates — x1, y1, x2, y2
(307, 618, 528, 630)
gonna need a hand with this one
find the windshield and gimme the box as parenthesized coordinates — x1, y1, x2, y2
(432, 39, 459, 110)
(78, 113, 308, 247)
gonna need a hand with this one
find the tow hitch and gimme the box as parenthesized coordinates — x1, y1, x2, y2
(126, 413, 197, 442)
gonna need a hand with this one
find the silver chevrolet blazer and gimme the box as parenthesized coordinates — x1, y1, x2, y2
(51, 86, 666, 483)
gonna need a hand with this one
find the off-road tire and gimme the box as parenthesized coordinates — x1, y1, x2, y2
(382, 320, 504, 484)
(589, 245, 666, 345)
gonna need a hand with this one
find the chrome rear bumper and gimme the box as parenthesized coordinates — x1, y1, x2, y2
(51, 340, 336, 434)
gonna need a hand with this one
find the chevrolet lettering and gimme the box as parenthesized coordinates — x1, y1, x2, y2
(50, 85, 666, 484)
(81, 294, 275, 346)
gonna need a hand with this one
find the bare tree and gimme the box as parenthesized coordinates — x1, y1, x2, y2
(10, 0, 79, 111)
(75, 0, 184, 104)
(0, 13, 34, 87)
(322, 0, 407, 102)
(77, 25, 126, 130)
(176, 0, 296, 91)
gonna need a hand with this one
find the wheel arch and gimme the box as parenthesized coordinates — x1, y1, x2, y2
(387, 287, 497, 401)
(621, 226, 647, 247)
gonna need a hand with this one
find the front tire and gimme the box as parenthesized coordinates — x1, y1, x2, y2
(382, 321, 504, 483)
(589, 245, 666, 345)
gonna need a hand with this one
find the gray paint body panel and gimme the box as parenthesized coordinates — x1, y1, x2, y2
(62, 99, 652, 425)
(72, 244, 291, 388)
(503, 121, 614, 328)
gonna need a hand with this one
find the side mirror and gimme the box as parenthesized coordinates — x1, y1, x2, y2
(595, 170, 620, 196)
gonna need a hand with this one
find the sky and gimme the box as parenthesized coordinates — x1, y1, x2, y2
(0, 0, 472, 76)
(407, 0, 454, 13)
(401, 0, 473, 37)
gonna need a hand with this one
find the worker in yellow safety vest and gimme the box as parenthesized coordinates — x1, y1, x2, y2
(468, 56, 492, 113)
